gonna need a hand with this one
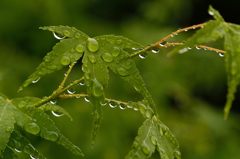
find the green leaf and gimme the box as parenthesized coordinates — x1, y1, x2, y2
(19, 37, 86, 91)
(208, 6, 224, 21)
(168, 20, 226, 56)
(12, 97, 84, 157)
(40, 25, 89, 40)
(125, 116, 180, 159)
(0, 95, 15, 156)
(223, 26, 240, 119)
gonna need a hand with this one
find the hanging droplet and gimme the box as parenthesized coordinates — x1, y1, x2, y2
(53, 32, 65, 40)
(50, 100, 56, 105)
(44, 131, 59, 142)
(178, 48, 188, 54)
(30, 155, 36, 159)
(79, 81, 85, 86)
(109, 101, 117, 108)
(119, 103, 126, 110)
(84, 97, 90, 103)
(75, 44, 84, 53)
(117, 67, 129, 76)
(100, 100, 107, 106)
(138, 53, 147, 59)
(133, 107, 138, 111)
(151, 49, 159, 54)
(184, 29, 188, 32)
(61, 56, 71, 66)
(219, 53, 224, 57)
(24, 123, 40, 135)
(208, 10, 214, 16)
(51, 111, 63, 117)
(88, 55, 96, 64)
(132, 47, 138, 51)
(101, 53, 113, 63)
(67, 89, 76, 94)
(195, 46, 201, 50)
(87, 38, 99, 52)
(32, 77, 40, 84)
(159, 42, 166, 47)
(92, 79, 104, 97)
(14, 148, 22, 153)
(63, 30, 70, 37)
(112, 47, 120, 57)
(187, 47, 192, 50)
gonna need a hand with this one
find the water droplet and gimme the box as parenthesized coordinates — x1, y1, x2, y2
(30, 155, 36, 159)
(159, 42, 166, 47)
(151, 136, 157, 145)
(132, 47, 138, 51)
(100, 100, 107, 106)
(112, 47, 120, 57)
(67, 89, 75, 94)
(127, 105, 133, 109)
(219, 53, 224, 57)
(88, 55, 96, 63)
(151, 49, 159, 54)
(117, 67, 129, 76)
(138, 53, 147, 59)
(44, 131, 59, 141)
(24, 123, 40, 135)
(82, 64, 90, 73)
(109, 101, 117, 108)
(208, 10, 214, 16)
(61, 56, 71, 65)
(75, 44, 84, 53)
(101, 53, 113, 63)
(84, 97, 90, 103)
(14, 148, 22, 153)
(51, 111, 63, 117)
(133, 107, 138, 111)
(145, 109, 153, 118)
(119, 103, 126, 110)
(92, 79, 104, 97)
(53, 32, 65, 40)
(178, 48, 188, 54)
(50, 100, 56, 105)
(195, 46, 201, 50)
(79, 81, 85, 86)
(142, 146, 150, 155)
(32, 77, 40, 84)
(184, 29, 188, 32)
(187, 47, 192, 50)
(87, 38, 99, 52)
(63, 30, 70, 36)
(75, 33, 81, 38)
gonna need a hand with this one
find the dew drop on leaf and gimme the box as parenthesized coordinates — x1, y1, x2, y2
(87, 38, 99, 52)
(117, 67, 129, 76)
(61, 56, 71, 66)
(84, 97, 90, 103)
(133, 107, 138, 111)
(67, 89, 76, 94)
(151, 136, 157, 145)
(138, 53, 147, 59)
(142, 146, 150, 155)
(53, 32, 65, 40)
(88, 55, 97, 64)
(51, 111, 64, 117)
(44, 131, 59, 142)
(75, 44, 84, 53)
(63, 30, 70, 37)
(32, 77, 40, 84)
(101, 53, 113, 63)
(24, 123, 40, 135)
(92, 79, 104, 97)
(112, 47, 121, 57)
(109, 101, 117, 108)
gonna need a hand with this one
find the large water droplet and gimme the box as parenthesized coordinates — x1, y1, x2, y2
(67, 89, 75, 94)
(88, 55, 96, 64)
(61, 56, 71, 65)
(75, 44, 84, 53)
(87, 38, 99, 52)
(142, 146, 150, 155)
(109, 101, 117, 108)
(53, 32, 65, 40)
(117, 67, 129, 76)
(51, 111, 63, 117)
(24, 123, 40, 135)
(119, 103, 126, 110)
(139, 53, 147, 59)
(92, 79, 104, 97)
(44, 131, 59, 142)
(32, 77, 40, 84)
(112, 47, 120, 57)
(219, 53, 224, 57)
(84, 97, 90, 103)
(102, 53, 113, 63)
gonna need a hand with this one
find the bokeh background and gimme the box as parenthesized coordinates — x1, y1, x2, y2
(0, 0, 240, 159)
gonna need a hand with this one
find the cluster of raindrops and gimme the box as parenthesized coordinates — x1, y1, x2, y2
(98, 99, 140, 111)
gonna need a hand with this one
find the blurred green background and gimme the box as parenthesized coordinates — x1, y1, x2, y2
(0, 0, 240, 159)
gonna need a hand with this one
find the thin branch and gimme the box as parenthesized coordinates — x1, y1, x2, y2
(58, 62, 76, 89)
